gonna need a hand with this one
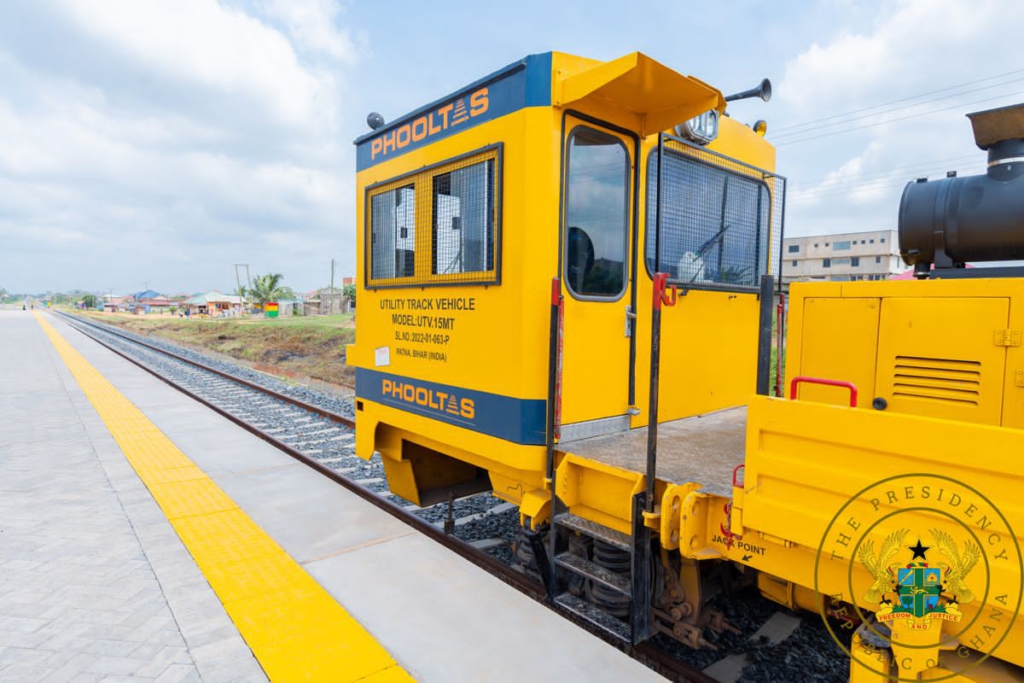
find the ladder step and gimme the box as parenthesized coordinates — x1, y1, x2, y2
(554, 513, 631, 551)
(554, 593, 631, 642)
(554, 553, 631, 596)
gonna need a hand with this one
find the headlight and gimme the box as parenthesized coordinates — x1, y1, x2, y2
(675, 109, 719, 145)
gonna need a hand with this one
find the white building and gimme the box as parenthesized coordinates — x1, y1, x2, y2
(782, 229, 905, 283)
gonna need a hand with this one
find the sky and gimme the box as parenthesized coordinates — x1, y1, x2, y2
(1, 0, 1022, 295)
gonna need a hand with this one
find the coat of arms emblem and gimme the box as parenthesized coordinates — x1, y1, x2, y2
(859, 528, 980, 628)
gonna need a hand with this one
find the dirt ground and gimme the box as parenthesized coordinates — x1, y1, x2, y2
(83, 311, 356, 388)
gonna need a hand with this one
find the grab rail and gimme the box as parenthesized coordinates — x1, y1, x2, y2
(788, 376, 858, 407)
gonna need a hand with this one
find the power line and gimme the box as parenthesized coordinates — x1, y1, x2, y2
(772, 75, 1024, 140)
(772, 68, 1024, 133)
(775, 89, 1024, 146)
(790, 154, 978, 189)
(791, 162, 982, 197)
(794, 167, 985, 199)
(793, 159, 986, 195)
(791, 165, 986, 202)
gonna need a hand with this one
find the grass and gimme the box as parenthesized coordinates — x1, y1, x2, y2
(769, 303, 787, 396)
(80, 311, 356, 388)
(236, 313, 355, 328)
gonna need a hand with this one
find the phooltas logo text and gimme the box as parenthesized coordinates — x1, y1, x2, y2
(370, 88, 489, 161)
(382, 378, 475, 420)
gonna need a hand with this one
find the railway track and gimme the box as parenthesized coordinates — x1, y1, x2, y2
(53, 312, 515, 547)
(53, 311, 840, 683)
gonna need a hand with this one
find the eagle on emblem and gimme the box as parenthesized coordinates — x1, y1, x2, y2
(930, 528, 981, 604)
(858, 529, 909, 603)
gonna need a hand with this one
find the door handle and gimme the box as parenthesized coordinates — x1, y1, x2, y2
(625, 305, 636, 337)
(653, 272, 678, 308)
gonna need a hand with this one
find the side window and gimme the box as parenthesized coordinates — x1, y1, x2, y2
(564, 127, 628, 298)
(432, 158, 495, 277)
(366, 145, 501, 288)
(370, 185, 416, 282)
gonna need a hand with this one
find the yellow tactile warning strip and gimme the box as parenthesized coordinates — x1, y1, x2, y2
(37, 314, 415, 683)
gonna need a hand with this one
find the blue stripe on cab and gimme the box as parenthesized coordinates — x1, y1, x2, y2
(356, 368, 547, 446)
(355, 52, 552, 171)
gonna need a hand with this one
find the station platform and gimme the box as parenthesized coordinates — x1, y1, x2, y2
(0, 311, 665, 682)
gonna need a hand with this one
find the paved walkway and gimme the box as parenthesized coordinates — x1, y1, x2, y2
(2, 310, 667, 683)
(0, 311, 265, 682)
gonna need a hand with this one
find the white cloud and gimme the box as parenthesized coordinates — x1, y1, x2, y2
(49, 0, 326, 129)
(258, 0, 360, 63)
(780, 0, 1010, 112)
(775, 0, 1024, 236)
(0, 0, 362, 294)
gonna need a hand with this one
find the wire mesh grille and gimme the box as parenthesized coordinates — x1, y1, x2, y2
(366, 148, 500, 288)
(432, 157, 496, 280)
(369, 183, 416, 283)
(647, 135, 785, 291)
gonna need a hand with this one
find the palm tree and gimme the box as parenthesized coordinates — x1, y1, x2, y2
(249, 273, 286, 309)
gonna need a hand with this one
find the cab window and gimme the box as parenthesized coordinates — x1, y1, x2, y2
(370, 185, 415, 281)
(646, 148, 770, 289)
(564, 127, 629, 298)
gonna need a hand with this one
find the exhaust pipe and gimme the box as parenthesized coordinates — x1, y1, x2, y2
(898, 103, 1024, 275)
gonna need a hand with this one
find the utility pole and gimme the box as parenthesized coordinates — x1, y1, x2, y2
(330, 259, 336, 314)
(234, 264, 251, 312)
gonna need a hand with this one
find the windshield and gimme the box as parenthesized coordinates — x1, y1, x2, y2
(646, 145, 778, 289)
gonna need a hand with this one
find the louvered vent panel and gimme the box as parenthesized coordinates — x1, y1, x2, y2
(892, 356, 982, 406)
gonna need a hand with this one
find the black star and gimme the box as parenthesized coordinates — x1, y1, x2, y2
(908, 539, 931, 560)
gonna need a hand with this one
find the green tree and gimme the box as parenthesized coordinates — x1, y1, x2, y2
(342, 284, 356, 302)
(249, 273, 287, 308)
(82, 294, 98, 308)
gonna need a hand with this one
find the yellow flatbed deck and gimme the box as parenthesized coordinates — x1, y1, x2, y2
(558, 407, 746, 497)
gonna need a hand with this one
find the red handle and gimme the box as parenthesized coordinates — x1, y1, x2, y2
(789, 376, 858, 407)
(732, 464, 745, 488)
(653, 273, 678, 310)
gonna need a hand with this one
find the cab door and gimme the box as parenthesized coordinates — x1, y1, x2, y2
(558, 117, 636, 437)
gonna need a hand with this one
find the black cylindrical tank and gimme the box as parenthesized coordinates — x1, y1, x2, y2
(898, 137, 1024, 269)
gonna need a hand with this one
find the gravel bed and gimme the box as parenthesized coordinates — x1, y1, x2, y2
(485, 544, 516, 565)
(457, 505, 520, 540)
(739, 616, 848, 683)
(651, 585, 849, 682)
(651, 586, 778, 670)
(413, 492, 506, 524)
(69, 314, 355, 418)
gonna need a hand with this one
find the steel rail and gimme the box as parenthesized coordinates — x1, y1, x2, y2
(56, 311, 354, 428)
(53, 310, 717, 683)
